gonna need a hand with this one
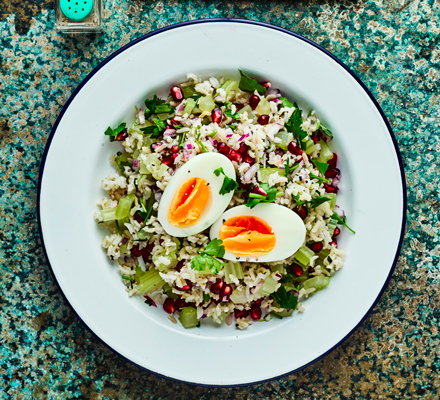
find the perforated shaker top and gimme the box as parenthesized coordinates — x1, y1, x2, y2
(60, 0, 94, 22)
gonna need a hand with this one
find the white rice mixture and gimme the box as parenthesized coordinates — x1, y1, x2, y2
(94, 73, 348, 330)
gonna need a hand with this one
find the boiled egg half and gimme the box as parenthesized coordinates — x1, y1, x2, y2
(210, 203, 306, 262)
(158, 153, 236, 237)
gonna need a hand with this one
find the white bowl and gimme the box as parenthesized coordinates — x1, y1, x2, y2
(38, 19, 406, 386)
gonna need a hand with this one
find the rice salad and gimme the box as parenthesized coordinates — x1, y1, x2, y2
(95, 71, 355, 330)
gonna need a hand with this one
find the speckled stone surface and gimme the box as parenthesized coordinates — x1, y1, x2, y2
(1, 0, 439, 398)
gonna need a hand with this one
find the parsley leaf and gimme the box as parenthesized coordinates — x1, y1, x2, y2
(246, 183, 282, 208)
(203, 293, 211, 303)
(271, 286, 298, 310)
(310, 196, 331, 209)
(238, 70, 267, 95)
(316, 122, 333, 138)
(140, 118, 167, 139)
(155, 104, 173, 114)
(214, 167, 239, 195)
(144, 95, 169, 120)
(105, 123, 126, 142)
(312, 160, 329, 176)
(292, 192, 307, 211)
(279, 97, 294, 108)
(331, 212, 356, 234)
(191, 239, 226, 274)
(202, 238, 225, 258)
(225, 109, 241, 119)
(310, 172, 331, 183)
(284, 159, 290, 179)
(285, 105, 308, 150)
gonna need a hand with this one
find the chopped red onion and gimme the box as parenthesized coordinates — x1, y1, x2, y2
(274, 272, 282, 280)
(121, 237, 128, 245)
(143, 295, 157, 307)
(238, 133, 250, 142)
(212, 139, 218, 145)
(186, 144, 192, 150)
(266, 123, 282, 139)
(138, 109, 145, 125)
(266, 88, 281, 100)
(177, 103, 184, 113)
(332, 177, 341, 189)
(271, 98, 282, 105)
(335, 205, 345, 218)
(207, 276, 216, 283)
(226, 133, 233, 138)
(213, 95, 223, 102)
(254, 185, 267, 196)
(222, 295, 230, 302)
(154, 192, 162, 202)
(163, 128, 176, 139)
(133, 159, 139, 168)
(243, 163, 260, 182)
(254, 281, 264, 293)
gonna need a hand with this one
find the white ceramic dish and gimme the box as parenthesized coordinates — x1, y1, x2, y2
(37, 19, 406, 386)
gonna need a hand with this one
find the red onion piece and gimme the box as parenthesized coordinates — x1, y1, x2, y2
(226, 133, 233, 138)
(238, 133, 250, 142)
(332, 177, 341, 189)
(163, 128, 176, 139)
(177, 103, 184, 113)
(243, 163, 260, 182)
(254, 281, 264, 293)
(121, 237, 128, 245)
(186, 144, 192, 150)
(254, 185, 267, 196)
(154, 192, 162, 202)
(266, 88, 281, 100)
(335, 205, 345, 218)
(138, 109, 145, 125)
(133, 159, 139, 168)
(271, 98, 282, 105)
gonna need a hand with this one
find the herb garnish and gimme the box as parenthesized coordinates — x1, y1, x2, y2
(246, 183, 283, 208)
(279, 97, 294, 108)
(138, 195, 155, 223)
(316, 122, 333, 138)
(141, 118, 167, 139)
(285, 104, 308, 150)
(144, 95, 172, 120)
(271, 286, 298, 310)
(331, 212, 356, 234)
(214, 167, 239, 195)
(309, 172, 331, 183)
(312, 160, 329, 176)
(292, 193, 307, 211)
(238, 70, 267, 95)
(310, 196, 331, 209)
(105, 122, 126, 142)
(225, 109, 241, 119)
(191, 238, 225, 274)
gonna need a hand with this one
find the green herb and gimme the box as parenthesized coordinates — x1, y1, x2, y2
(203, 293, 211, 303)
(202, 238, 225, 258)
(271, 286, 298, 310)
(178, 131, 186, 148)
(225, 109, 241, 119)
(284, 159, 290, 179)
(310, 196, 331, 209)
(115, 152, 130, 174)
(144, 297, 155, 306)
(285, 105, 308, 150)
(208, 129, 218, 138)
(246, 183, 282, 208)
(230, 124, 237, 131)
(141, 118, 167, 139)
(144, 95, 171, 120)
(196, 140, 208, 153)
(105, 122, 126, 142)
(213, 167, 239, 195)
(191, 239, 226, 274)
(310, 172, 331, 183)
(122, 275, 134, 289)
(312, 160, 329, 176)
(316, 122, 333, 138)
(173, 124, 184, 129)
(331, 212, 356, 234)
(238, 70, 267, 95)
(137, 195, 155, 223)
(279, 97, 294, 108)
(292, 192, 307, 211)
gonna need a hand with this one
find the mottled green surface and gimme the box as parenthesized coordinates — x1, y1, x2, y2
(1, 0, 440, 398)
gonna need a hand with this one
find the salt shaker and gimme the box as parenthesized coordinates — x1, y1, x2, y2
(55, 0, 103, 33)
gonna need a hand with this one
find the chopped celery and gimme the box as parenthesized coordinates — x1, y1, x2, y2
(137, 269, 165, 294)
(129, 121, 152, 135)
(316, 140, 333, 163)
(304, 137, 317, 155)
(304, 276, 330, 291)
(134, 266, 145, 284)
(183, 98, 196, 115)
(192, 107, 202, 114)
(152, 163, 169, 180)
(274, 130, 291, 151)
(101, 208, 117, 221)
(139, 154, 161, 175)
(258, 167, 286, 183)
(117, 216, 129, 234)
(282, 282, 297, 292)
(153, 250, 178, 272)
(326, 193, 337, 210)
(137, 227, 153, 241)
(157, 112, 174, 121)
(221, 80, 239, 100)
(294, 246, 315, 267)
(271, 309, 294, 318)
(270, 264, 286, 274)
(255, 98, 271, 115)
(230, 288, 247, 304)
(198, 96, 215, 112)
(142, 135, 153, 148)
(132, 148, 140, 160)
(182, 85, 197, 98)
(238, 105, 257, 123)
(327, 218, 338, 236)
(119, 244, 129, 255)
(196, 266, 213, 275)
(115, 194, 135, 220)
(162, 283, 179, 300)
(179, 307, 199, 329)
(258, 276, 278, 296)
(224, 261, 244, 284)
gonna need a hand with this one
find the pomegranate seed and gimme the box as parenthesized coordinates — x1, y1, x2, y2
(171, 145, 180, 153)
(324, 168, 340, 179)
(143, 295, 157, 307)
(140, 243, 154, 263)
(169, 118, 180, 128)
(210, 280, 224, 295)
(217, 142, 230, 156)
(254, 298, 263, 306)
(294, 206, 308, 220)
(327, 153, 338, 169)
(310, 130, 321, 144)
(134, 212, 144, 223)
(174, 298, 187, 311)
(227, 149, 242, 163)
(307, 242, 323, 253)
(161, 155, 174, 166)
(333, 227, 341, 238)
(131, 245, 141, 257)
(250, 305, 262, 321)
(234, 103, 244, 111)
(244, 155, 254, 165)
(176, 280, 191, 291)
(116, 131, 128, 141)
(175, 260, 185, 272)
(249, 95, 260, 109)
(288, 141, 302, 156)
(291, 263, 303, 276)
(330, 240, 338, 247)
(323, 183, 338, 193)
(260, 81, 270, 89)
(234, 309, 249, 319)
(163, 298, 176, 314)
(238, 142, 248, 155)
(170, 86, 184, 102)
(222, 284, 232, 297)
(212, 108, 222, 124)
(257, 115, 270, 125)
(172, 153, 179, 159)
(150, 142, 163, 152)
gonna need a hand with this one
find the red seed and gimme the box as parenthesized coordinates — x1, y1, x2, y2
(291, 263, 303, 277)
(324, 168, 340, 179)
(163, 298, 176, 314)
(116, 131, 128, 141)
(175, 260, 185, 272)
(288, 141, 302, 156)
(310, 130, 321, 144)
(170, 86, 184, 102)
(210, 280, 224, 295)
(238, 142, 248, 155)
(217, 142, 230, 156)
(249, 95, 260, 109)
(260, 81, 270, 89)
(323, 183, 338, 193)
(327, 153, 338, 169)
(172, 153, 179, 159)
(244, 155, 254, 165)
(174, 298, 187, 311)
(140, 243, 154, 263)
(171, 145, 180, 153)
(134, 212, 144, 223)
(161, 155, 174, 166)
(307, 242, 323, 253)
(212, 108, 222, 124)
(250, 305, 262, 321)
(234, 103, 244, 111)
(330, 240, 338, 247)
(333, 227, 341, 238)
(221, 284, 232, 297)
(143, 295, 157, 307)
(254, 298, 263, 306)
(176, 280, 191, 291)
(257, 115, 270, 125)
(227, 149, 242, 163)
(169, 118, 180, 128)
(131, 245, 141, 257)
(234, 309, 249, 319)
(294, 206, 308, 220)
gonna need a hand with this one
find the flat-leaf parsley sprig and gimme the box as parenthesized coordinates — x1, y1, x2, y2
(214, 167, 239, 195)
(190, 238, 226, 274)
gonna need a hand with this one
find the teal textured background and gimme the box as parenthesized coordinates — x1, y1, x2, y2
(1, 0, 440, 398)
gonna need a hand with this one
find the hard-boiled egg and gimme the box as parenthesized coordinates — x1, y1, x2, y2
(158, 153, 236, 237)
(209, 203, 306, 262)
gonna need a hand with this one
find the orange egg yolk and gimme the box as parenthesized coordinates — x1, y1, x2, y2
(219, 215, 276, 256)
(168, 177, 210, 227)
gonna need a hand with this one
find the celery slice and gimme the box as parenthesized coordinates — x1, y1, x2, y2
(238, 105, 257, 123)
(224, 261, 244, 284)
(274, 130, 291, 151)
(316, 140, 333, 163)
(134, 266, 145, 284)
(304, 137, 317, 155)
(101, 208, 117, 222)
(258, 276, 278, 296)
(198, 96, 215, 112)
(230, 288, 247, 304)
(115, 194, 135, 220)
(139, 154, 161, 175)
(137, 269, 165, 294)
(282, 282, 297, 292)
(255, 98, 271, 115)
(183, 98, 196, 115)
(327, 218, 338, 236)
(326, 193, 337, 210)
(182, 85, 197, 98)
(304, 276, 330, 291)
(258, 167, 286, 183)
(152, 163, 169, 180)
(132, 148, 140, 160)
(153, 250, 178, 272)
(163, 283, 179, 300)
(137, 227, 152, 241)
(294, 246, 315, 267)
(270, 264, 286, 274)
(179, 307, 199, 329)
(222, 80, 239, 100)
(271, 309, 294, 318)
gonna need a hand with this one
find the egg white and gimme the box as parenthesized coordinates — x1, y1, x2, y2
(158, 153, 236, 237)
(209, 203, 306, 263)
